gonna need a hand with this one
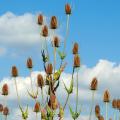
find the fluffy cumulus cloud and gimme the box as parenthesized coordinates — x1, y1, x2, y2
(0, 59, 120, 119)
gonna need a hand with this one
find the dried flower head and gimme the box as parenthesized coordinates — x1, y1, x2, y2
(34, 102, 41, 113)
(2, 84, 9, 96)
(117, 99, 120, 110)
(98, 116, 104, 120)
(65, 3, 71, 15)
(90, 77, 98, 90)
(112, 99, 117, 109)
(73, 43, 79, 54)
(12, 66, 18, 77)
(95, 105, 100, 117)
(0, 104, 3, 112)
(103, 90, 110, 103)
(42, 25, 48, 37)
(27, 57, 33, 69)
(3, 107, 9, 116)
(37, 74, 44, 88)
(46, 63, 53, 74)
(38, 14, 43, 25)
(74, 54, 80, 68)
(50, 16, 58, 29)
(53, 36, 60, 47)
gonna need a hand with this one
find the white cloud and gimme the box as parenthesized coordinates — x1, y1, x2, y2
(0, 59, 120, 119)
(0, 47, 6, 56)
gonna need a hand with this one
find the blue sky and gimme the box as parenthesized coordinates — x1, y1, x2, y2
(0, 1, 120, 119)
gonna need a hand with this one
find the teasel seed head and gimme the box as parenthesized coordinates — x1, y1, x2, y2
(11, 66, 18, 77)
(0, 104, 3, 112)
(65, 3, 71, 15)
(46, 63, 53, 74)
(98, 115, 104, 120)
(95, 105, 100, 117)
(34, 102, 41, 113)
(2, 84, 9, 96)
(73, 42, 79, 54)
(42, 25, 48, 37)
(103, 90, 110, 103)
(74, 54, 80, 68)
(38, 14, 43, 25)
(90, 77, 98, 90)
(50, 16, 58, 29)
(37, 74, 44, 88)
(3, 107, 9, 116)
(53, 36, 60, 47)
(117, 99, 120, 110)
(112, 99, 117, 109)
(27, 57, 33, 69)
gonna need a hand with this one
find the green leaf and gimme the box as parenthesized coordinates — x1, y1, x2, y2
(57, 50, 66, 60)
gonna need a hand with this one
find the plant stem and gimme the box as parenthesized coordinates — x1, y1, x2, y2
(63, 93, 69, 110)
(64, 15, 70, 53)
(89, 90, 95, 120)
(114, 110, 116, 120)
(41, 88, 44, 105)
(45, 37, 49, 61)
(119, 110, 120, 120)
(29, 69, 34, 94)
(105, 102, 108, 120)
(53, 47, 56, 74)
(36, 113, 38, 120)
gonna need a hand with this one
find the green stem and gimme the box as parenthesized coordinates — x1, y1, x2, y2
(63, 93, 69, 110)
(45, 37, 49, 61)
(105, 102, 108, 120)
(89, 91, 95, 120)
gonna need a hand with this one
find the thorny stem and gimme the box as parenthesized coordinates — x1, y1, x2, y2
(63, 93, 69, 110)
(105, 102, 108, 120)
(64, 15, 70, 53)
(89, 90, 95, 120)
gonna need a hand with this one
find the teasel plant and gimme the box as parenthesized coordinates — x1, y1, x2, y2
(103, 90, 110, 120)
(0, 104, 3, 119)
(12, 66, 28, 120)
(112, 99, 117, 120)
(89, 77, 98, 120)
(95, 104, 100, 119)
(117, 99, 120, 120)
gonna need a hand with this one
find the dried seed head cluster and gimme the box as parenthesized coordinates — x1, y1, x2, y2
(0, 104, 3, 112)
(37, 74, 44, 88)
(3, 107, 9, 116)
(2, 84, 9, 96)
(103, 90, 110, 103)
(27, 57, 33, 69)
(34, 102, 41, 113)
(50, 16, 58, 29)
(98, 115, 104, 120)
(112, 99, 117, 109)
(95, 105, 100, 117)
(117, 99, 120, 110)
(53, 36, 60, 47)
(46, 63, 53, 74)
(73, 43, 79, 54)
(74, 54, 80, 68)
(90, 77, 98, 90)
(12, 66, 18, 77)
(65, 4, 71, 15)
(38, 14, 43, 25)
(42, 25, 48, 37)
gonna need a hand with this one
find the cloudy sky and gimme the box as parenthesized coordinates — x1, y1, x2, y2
(0, 0, 120, 120)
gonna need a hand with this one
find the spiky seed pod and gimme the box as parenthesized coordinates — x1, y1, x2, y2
(42, 25, 48, 37)
(98, 115, 104, 120)
(12, 66, 18, 77)
(37, 74, 44, 88)
(65, 4, 71, 15)
(95, 105, 100, 118)
(103, 90, 110, 103)
(27, 57, 33, 69)
(2, 84, 9, 96)
(3, 107, 9, 116)
(38, 14, 43, 25)
(74, 54, 80, 68)
(0, 104, 3, 112)
(53, 36, 60, 47)
(34, 102, 41, 113)
(90, 77, 98, 90)
(112, 99, 117, 109)
(50, 16, 58, 29)
(46, 63, 53, 74)
(73, 43, 79, 54)
(117, 99, 120, 110)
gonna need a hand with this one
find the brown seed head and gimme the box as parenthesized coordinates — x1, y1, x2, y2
(73, 42, 79, 54)
(103, 90, 110, 103)
(50, 16, 58, 29)
(34, 102, 41, 113)
(90, 77, 98, 90)
(12, 66, 18, 77)
(98, 116, 104, 120)
(38, 14, 43, 25)
(42, 25, 48, 37)
(46, 63, 53, 74)
(2, 84, 9, 96)
(27, 57, 33, 69)
(95, 105, 100, 117)
(3, 107, 9, 116)
(37, 74, 44, 88)
(0, 104, 3, 112)
(53, 36, 60, 47)
(74, 54, 80, 68)
(112, 99, 117, 109)
(65, 4, 71, 15)
(117, 99, 120, 110)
